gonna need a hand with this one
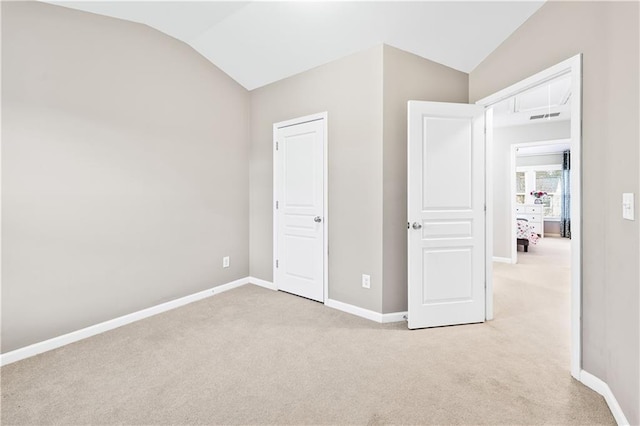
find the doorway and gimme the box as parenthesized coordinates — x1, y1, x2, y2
(511, 139, 571, 264)
(477, 54, 582, 379)
(273, 112, 328, 303)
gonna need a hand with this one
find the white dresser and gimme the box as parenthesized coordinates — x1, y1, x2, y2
(515, 204, 544, 237)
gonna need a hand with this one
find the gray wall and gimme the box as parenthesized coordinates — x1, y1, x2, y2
(470, 1, 640, 423)
(492, 122, 570, 258)
(249, 45, 468, 314)
(249, 46, 384, 312)
(381, 45, 468, 313)
(1, 2, 250, 352)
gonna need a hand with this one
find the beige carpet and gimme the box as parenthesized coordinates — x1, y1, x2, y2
(1, 237, 614, 425)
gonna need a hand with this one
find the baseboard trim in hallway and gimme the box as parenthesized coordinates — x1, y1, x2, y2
(580, 370, 630, 425)
(0, 277, 251, 367)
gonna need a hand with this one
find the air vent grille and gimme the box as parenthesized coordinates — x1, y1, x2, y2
(530, 112, 561, 120)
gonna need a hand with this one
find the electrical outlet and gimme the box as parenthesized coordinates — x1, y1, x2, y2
(623, 193, 634, 220)
(362, 274, 370, 289)
(223, 256, 230, 268)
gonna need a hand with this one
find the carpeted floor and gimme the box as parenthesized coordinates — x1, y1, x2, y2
(1, 237, 614, 425)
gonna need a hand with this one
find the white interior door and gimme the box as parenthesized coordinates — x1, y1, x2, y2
(274, 117, 325, 302)
(408, 101, 486, 329)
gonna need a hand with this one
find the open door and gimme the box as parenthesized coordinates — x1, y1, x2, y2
(407, 101, 486, 329)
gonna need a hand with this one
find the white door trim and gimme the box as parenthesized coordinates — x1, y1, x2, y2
(273, 112, 329, 303)
(485, 108, 494, 321)
(477, 54, 583, 380)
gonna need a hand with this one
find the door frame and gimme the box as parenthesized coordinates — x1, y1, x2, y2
(272, 111, 329, 303)
(477, 54, 583, 380)
(510, 139, 571, 264)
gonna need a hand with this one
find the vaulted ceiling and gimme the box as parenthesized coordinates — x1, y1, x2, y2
(46, 1, 545, 90)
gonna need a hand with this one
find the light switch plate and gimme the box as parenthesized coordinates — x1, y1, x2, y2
(622, 193, 634, 220)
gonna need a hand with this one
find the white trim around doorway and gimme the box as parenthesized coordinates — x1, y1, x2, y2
(476, 54, 583, 381)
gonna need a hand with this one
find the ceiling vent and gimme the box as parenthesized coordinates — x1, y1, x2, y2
(530, 112, 561, 120)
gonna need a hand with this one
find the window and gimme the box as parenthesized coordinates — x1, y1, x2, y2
(515, 172, 526, 205)
(516, 165, 563, 218)
(535, 170, 562, 217)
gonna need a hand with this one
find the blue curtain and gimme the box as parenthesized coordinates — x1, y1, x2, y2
(561, 150, 571, 238)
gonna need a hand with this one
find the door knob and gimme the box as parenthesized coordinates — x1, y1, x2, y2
(314, 216, 322, 223)
(412, 222, 422, 230)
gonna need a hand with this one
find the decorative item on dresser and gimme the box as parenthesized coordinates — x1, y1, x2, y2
(516, 204, 543, 237)
(530, 190, 548, 205)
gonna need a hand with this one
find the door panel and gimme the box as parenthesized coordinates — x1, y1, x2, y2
(422, 248, 473, 303)
(284, 133, 316, 206)
(408, 101, 485, 329)
(422, 117, 472, 209)
(275, 118, 325, 302)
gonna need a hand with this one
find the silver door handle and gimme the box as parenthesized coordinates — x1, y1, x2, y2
(412, 222, 422, 230)
(314, 216, 322, 223)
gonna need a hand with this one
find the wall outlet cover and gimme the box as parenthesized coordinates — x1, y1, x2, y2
(362, 274, 371, 289)
(223, 256, 230, 268)
(622, 193, 634, 221)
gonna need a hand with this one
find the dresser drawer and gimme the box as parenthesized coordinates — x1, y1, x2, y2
(529, 223, 542, 234)
(526, 205, 542, 214)
(515, 205, 525, 214)
(527, 215, 542, 223)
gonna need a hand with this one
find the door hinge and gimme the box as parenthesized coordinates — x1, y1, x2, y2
(276, 200, 279, 209)
(275, 141, 279, 151)
(484, 204, 487, 212)
(276, 259, 279, 268)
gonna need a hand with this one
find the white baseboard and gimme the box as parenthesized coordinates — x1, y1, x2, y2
(325, 298, 405, 324)
(325, 298, 381, 322)
(381, 311, 408, 323)
(249, 280, 405, 323)
(2, 277, 403, 367)
(493, 256, 514, 264)
(580, 370, 630, 426)
(0, 277, 250, 367)
(248, 277, 276, 291)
